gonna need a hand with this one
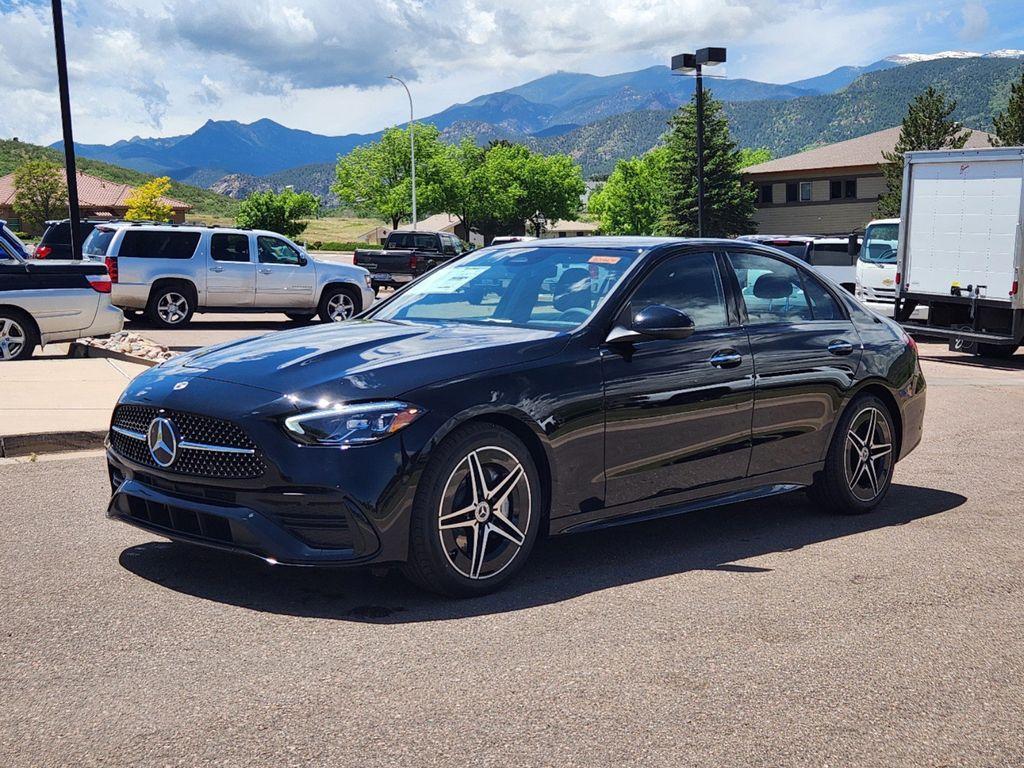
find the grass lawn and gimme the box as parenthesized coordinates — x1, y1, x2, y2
(188, 215, 383, 246)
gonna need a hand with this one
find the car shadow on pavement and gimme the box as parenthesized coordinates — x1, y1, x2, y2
(917, 353, 1024, 373)
(118, 483, 966, 623)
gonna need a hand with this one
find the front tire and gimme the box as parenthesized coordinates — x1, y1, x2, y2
(402, 423, 542, 597)
(146, 285, 195, 328)
(0, 309, 38, 361)
(809, 394, 896, 515)
(318, 285, 360, 323)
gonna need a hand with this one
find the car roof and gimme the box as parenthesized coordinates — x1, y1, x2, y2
(497, 236, 756, 250)
(97, 222, 291, 238)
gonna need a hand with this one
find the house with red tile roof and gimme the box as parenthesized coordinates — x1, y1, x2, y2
(0, 170, 191, 232)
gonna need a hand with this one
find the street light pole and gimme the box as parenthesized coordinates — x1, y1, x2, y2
(388, 75, 416, 230)
(671, 47, 727, 238)
(51, 0, 82, 257)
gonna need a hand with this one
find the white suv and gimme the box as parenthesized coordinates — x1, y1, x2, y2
(83, 223, 374, 328)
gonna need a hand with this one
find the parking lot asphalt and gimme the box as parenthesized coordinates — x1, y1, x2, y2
(2, 345, 1023, 767)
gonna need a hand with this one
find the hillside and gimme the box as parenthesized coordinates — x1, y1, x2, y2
(0, 138, 239, 217)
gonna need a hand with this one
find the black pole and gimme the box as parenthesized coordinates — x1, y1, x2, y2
(51, 0, 82, 258)
(695, 64, 705, 238)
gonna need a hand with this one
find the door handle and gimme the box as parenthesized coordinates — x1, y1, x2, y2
(210, 266, 224, 273)
(709, 349, 743, 369)
(827, 339, 855, 356)
(259, 268, 272, 275)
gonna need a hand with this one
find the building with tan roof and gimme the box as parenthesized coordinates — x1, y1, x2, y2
(0, 170, 191, 232)
(742, 126, 994, 235)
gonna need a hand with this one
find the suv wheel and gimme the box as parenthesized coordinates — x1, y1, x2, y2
(402, 423, 541, 597)
(147, 286, 194, 328)
(809, 394, 896, 514)
(319, 285, 359, 323)
(0, 310, 38, 361)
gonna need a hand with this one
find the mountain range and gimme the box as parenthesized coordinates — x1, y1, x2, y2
(53, 50, 1024, 203)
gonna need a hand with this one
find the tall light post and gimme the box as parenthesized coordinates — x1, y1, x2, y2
(671, 47, 726, 238)
(51, 0, 82, 257)
(388, 75, 416, 230)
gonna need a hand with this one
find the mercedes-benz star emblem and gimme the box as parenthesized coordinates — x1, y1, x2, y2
(147, 416, 179, 467)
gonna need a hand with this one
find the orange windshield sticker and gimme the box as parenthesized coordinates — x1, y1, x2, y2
(589, 255, 621, 264)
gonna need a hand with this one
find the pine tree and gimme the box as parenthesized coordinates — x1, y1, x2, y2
(663, 89, 755, 237)
(877, 87, 971, 217)
(991, 69, 1024, 147)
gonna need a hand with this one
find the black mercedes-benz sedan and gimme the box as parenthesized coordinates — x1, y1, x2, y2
(106, 238, 926, 596)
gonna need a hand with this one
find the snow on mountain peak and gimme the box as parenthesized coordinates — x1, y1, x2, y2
(885, 50, 1024, 65)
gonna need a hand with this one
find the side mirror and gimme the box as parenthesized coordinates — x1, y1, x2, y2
(847, 233, 860, 257)
(607, 304, 696, 343)
(298, 253, 308, 266)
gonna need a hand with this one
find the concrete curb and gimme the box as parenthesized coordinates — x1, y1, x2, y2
(0, 430, 108, 458)
(67, 342, 161, 368)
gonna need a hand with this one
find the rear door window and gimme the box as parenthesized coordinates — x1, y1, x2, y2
(728, 251, 813, 323)
(211, 233, 251, 263)
(809, 243, 856, 267)
(118, 230, 201, 259)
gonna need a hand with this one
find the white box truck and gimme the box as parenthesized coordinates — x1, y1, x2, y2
(895, 147, 1024, 357)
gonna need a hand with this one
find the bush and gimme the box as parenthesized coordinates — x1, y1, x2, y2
(307, 241, 383, 251)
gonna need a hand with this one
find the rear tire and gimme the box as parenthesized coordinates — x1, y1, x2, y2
(402, 423, 541, 597)
(0, 309, 38, 361)
(977, 343, 1018, 359)
(809, 394, 896, 515)
(146, 284, 195, 328)
(318, 285, 360, 323)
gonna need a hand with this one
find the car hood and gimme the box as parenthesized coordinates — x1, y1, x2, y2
(167, 319, 567, 400)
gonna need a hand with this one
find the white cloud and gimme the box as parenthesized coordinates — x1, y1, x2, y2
(0, 0, 992, 146)
(960, 1, 989, 41)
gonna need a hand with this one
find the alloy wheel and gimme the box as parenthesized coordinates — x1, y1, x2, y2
(157, 292, 189, 325)
(0, 317, 27, 360)
(437, 446, 531, 580)
(844, 406, 893, 502)
(327, 292, 355, 321)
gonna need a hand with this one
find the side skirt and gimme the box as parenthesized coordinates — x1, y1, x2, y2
(551, 463, 821, 536)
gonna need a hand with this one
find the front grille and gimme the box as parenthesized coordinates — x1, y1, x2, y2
(123, 494, 234, 544)
(110, 404, 265, 479)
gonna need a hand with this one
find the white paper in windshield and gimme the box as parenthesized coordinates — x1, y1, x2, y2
(418, 265, 489, 294)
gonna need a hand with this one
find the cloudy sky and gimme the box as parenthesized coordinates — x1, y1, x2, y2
(0, 0, 1021, 145)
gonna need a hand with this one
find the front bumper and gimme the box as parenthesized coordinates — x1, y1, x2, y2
(106, 450, 386, 565)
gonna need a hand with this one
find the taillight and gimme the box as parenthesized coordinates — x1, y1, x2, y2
(35, 245, 52, 259)
(86, 274, 112, 293)
(1012, 280, 1019, 297)
(409, 255, 418, 270)
(895, 272, 901, 285)
(104, 256, 118, 283)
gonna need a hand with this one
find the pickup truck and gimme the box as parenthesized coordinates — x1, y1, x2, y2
(354, 230, 469, 292)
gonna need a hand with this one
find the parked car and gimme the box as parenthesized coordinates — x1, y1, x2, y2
(34, 218, 106, 260)
(490, 235, 537, 246)
(354, 230, 468, 292)
(0, 235, 123, 360)
(804, 235, 861, 293)
(82, 222, 374, 328)
(105, 236, 925, 596)
(736, 234, 815, 259)
(1, 219, 31, 259)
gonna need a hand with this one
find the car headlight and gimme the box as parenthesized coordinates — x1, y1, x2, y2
(282, 401, 424, 446)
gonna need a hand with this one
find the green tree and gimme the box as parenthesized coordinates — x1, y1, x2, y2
(332, 124, 448, 229)
(436, 138, 488, 235)
(12, 160, 67, 234)
(991, 69, 1024, 147)
(588, 147, 668, 235)
(737, 147, 772, 168)
(235, 188, 320, 238)
(522, 152, 586, 237)
(124, 176, 174, 222)
(663, 90, 756, 237)
(878, 87, 971, 217)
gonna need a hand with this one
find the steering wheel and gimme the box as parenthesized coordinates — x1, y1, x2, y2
(559, 307, 592, 325)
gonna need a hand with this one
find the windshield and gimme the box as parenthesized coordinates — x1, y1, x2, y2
(368, 246, 642, 330)
(83, 227, 117, 257)
(860, 223, 899, 264)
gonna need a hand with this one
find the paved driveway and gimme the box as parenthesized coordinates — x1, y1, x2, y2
(2, 349, 1023, 767)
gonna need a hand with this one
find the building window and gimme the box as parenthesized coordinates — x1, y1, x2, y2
(845, 179, 857, 199)
(760, 184, 773, 204)
(786, 183, 799, 203)
(799, 182, 812, 202)
(830, 181, 843, 200)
